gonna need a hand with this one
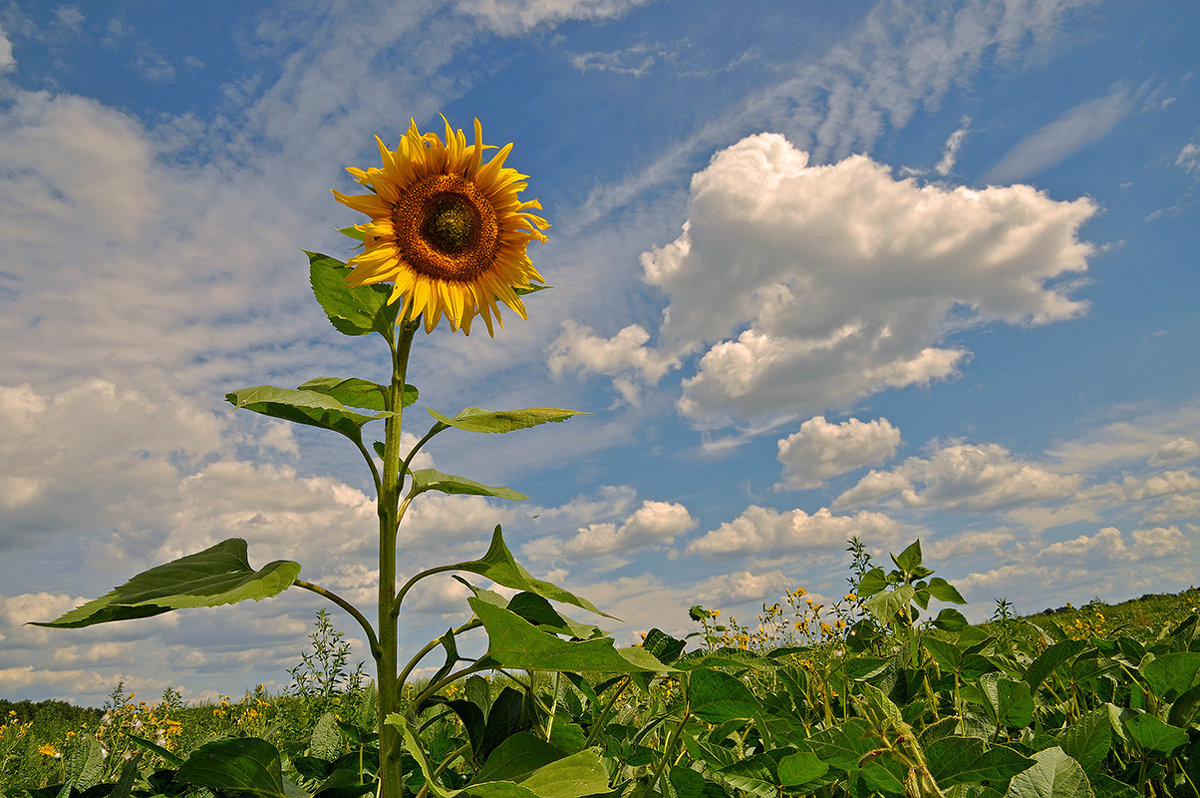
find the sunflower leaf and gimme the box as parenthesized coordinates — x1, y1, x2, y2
(427, 406, 589, 434)
(410, 469, 529, 501)
(306, 250, 399, 337)
(227, 385, 392, 440)
(297, 377, 416, 411)
(32, 539, 300, 628)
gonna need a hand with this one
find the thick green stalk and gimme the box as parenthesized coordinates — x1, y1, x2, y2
(379, 316, 418, 798)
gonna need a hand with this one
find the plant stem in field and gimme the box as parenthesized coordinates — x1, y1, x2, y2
(379, 312, 419, 798)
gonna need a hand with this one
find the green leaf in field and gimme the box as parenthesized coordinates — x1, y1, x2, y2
(33, 538, 300, 628)
(472, 734, 571, 784)
(1004, 746, 1092, 798)
(778, 751, 829, 788)
(1059, 708, 1111, 772)
(642, 628, 687, 665)
(1024, 640, 1087, 692)
(471, 599, 669, 673)
(298, 376, 416, 411)
(509, 748, 611, 798)
(1141, 652, 1200, 701)
(865, 585, 916, 624)
(714, 752, 785, 798)
(805, 717, 877, 771)
(1085, 773, 1139, 798)
(669, 765, 708, 798)
(227, 385, 388, 440)
(176, 738, 299, 797)
(1124, 714, 1188, 755)
(926, 738, 1034, 787)
(428, 406, 589, 434)
(857, 567, 889, 597)
(307, 250, 399, 337)
(926, 577, 966, 603)
(410, 469, 529, 501)
(453, 526, 612, 618)
(893, 539, 924, 573)
(932, 608, 971, 632)
(505, 592, 603, 640)
(924, 637, 965, 671)
(977, 672, 1034, 729)
(689, 669, 761, 722)
(309, 712, 344, 761)
(124, 732, 184, 767)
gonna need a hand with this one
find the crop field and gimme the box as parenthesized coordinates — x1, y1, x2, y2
(3, 540, 1199, 798)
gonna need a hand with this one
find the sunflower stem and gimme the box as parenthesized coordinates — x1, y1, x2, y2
(379, 310, 419, 798)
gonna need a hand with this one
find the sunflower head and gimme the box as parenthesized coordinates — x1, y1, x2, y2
(333, 117, 549, 336)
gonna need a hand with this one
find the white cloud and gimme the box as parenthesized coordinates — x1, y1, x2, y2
(454, 0, 650, 35)
(0, 23, 14, 72)
(1142, 494, 1200, 525)
(934, 116, 971, 176)
(776, 416, 901, 489)
(691, 570, 792, 606)
(628, 133, 1095, 422)
(686, 504, 903, 559)
(835, 442, 1080, 512)
(1176, 141, 1200, 174)
(548, 322, 678, 404)
(986, 89, 1130, 182)
(523, 499, 696, 562)
(1149, 438, 1200, 467)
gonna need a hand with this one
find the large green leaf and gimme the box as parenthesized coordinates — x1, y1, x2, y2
(410, 469, 529, 501)
(1142, 652, 1200, 701)
(926, 738, 1034, 787)
(453, 526, 611, 618)
(778, 751, 829, 788)
(33, 538, 300, 628)
(1059, 708, 1111, 772)
(977, 672, 1034, 729)
(227, 385, 389, 440)
(926, 577, 967, 603)
(428, 406, 589, 434)
(893, 539, 924, 573)
(308, 250, 399, 337)
(714, 752, 784, 798)
(865, 585, 916, 625)
(1124, 714, 1188, 755)
(1024, 640, 1087, 692)
(176, 738, 303, 798)
(472, 734, 572, 785)
(1004, 747, 1092, 798)
(689, 669, 761, 722)
(470, 599, 669, 673)
(298, 376, 416, 411)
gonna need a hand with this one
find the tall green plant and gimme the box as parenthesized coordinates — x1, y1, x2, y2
(32, 120, 672, 798)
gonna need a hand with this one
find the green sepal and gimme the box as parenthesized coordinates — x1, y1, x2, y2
(33, 539, 300, 628)
(227, 385, 393, 440)
(427, 406, 590, 434)
(337, 226, 365, 242)
(410, 469, 528, 501)
(307, 250, 399, 337)
(298, 376, 416, 412)
(513, 283, 551, 296)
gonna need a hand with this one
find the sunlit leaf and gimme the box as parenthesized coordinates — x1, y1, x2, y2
(227, 385, 389, 440)
(471, 599, 669, 673)
(298, 376, 416, 411)
(33, 539, 300, 628)
(176, 738, 301, 797)
(428, 406, 589, 434)
(410, 469, 528, 501)
(308, 250, 399, 337)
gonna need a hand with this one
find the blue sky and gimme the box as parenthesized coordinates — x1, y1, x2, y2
(0, 0, 1197, 706)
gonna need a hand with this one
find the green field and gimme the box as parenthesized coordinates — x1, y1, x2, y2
(3, 546, 1199, 797)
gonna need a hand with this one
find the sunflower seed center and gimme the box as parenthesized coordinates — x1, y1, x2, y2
(421, 194, 479, 255)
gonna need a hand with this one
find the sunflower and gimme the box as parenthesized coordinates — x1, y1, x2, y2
(332, 117, 549, 335)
